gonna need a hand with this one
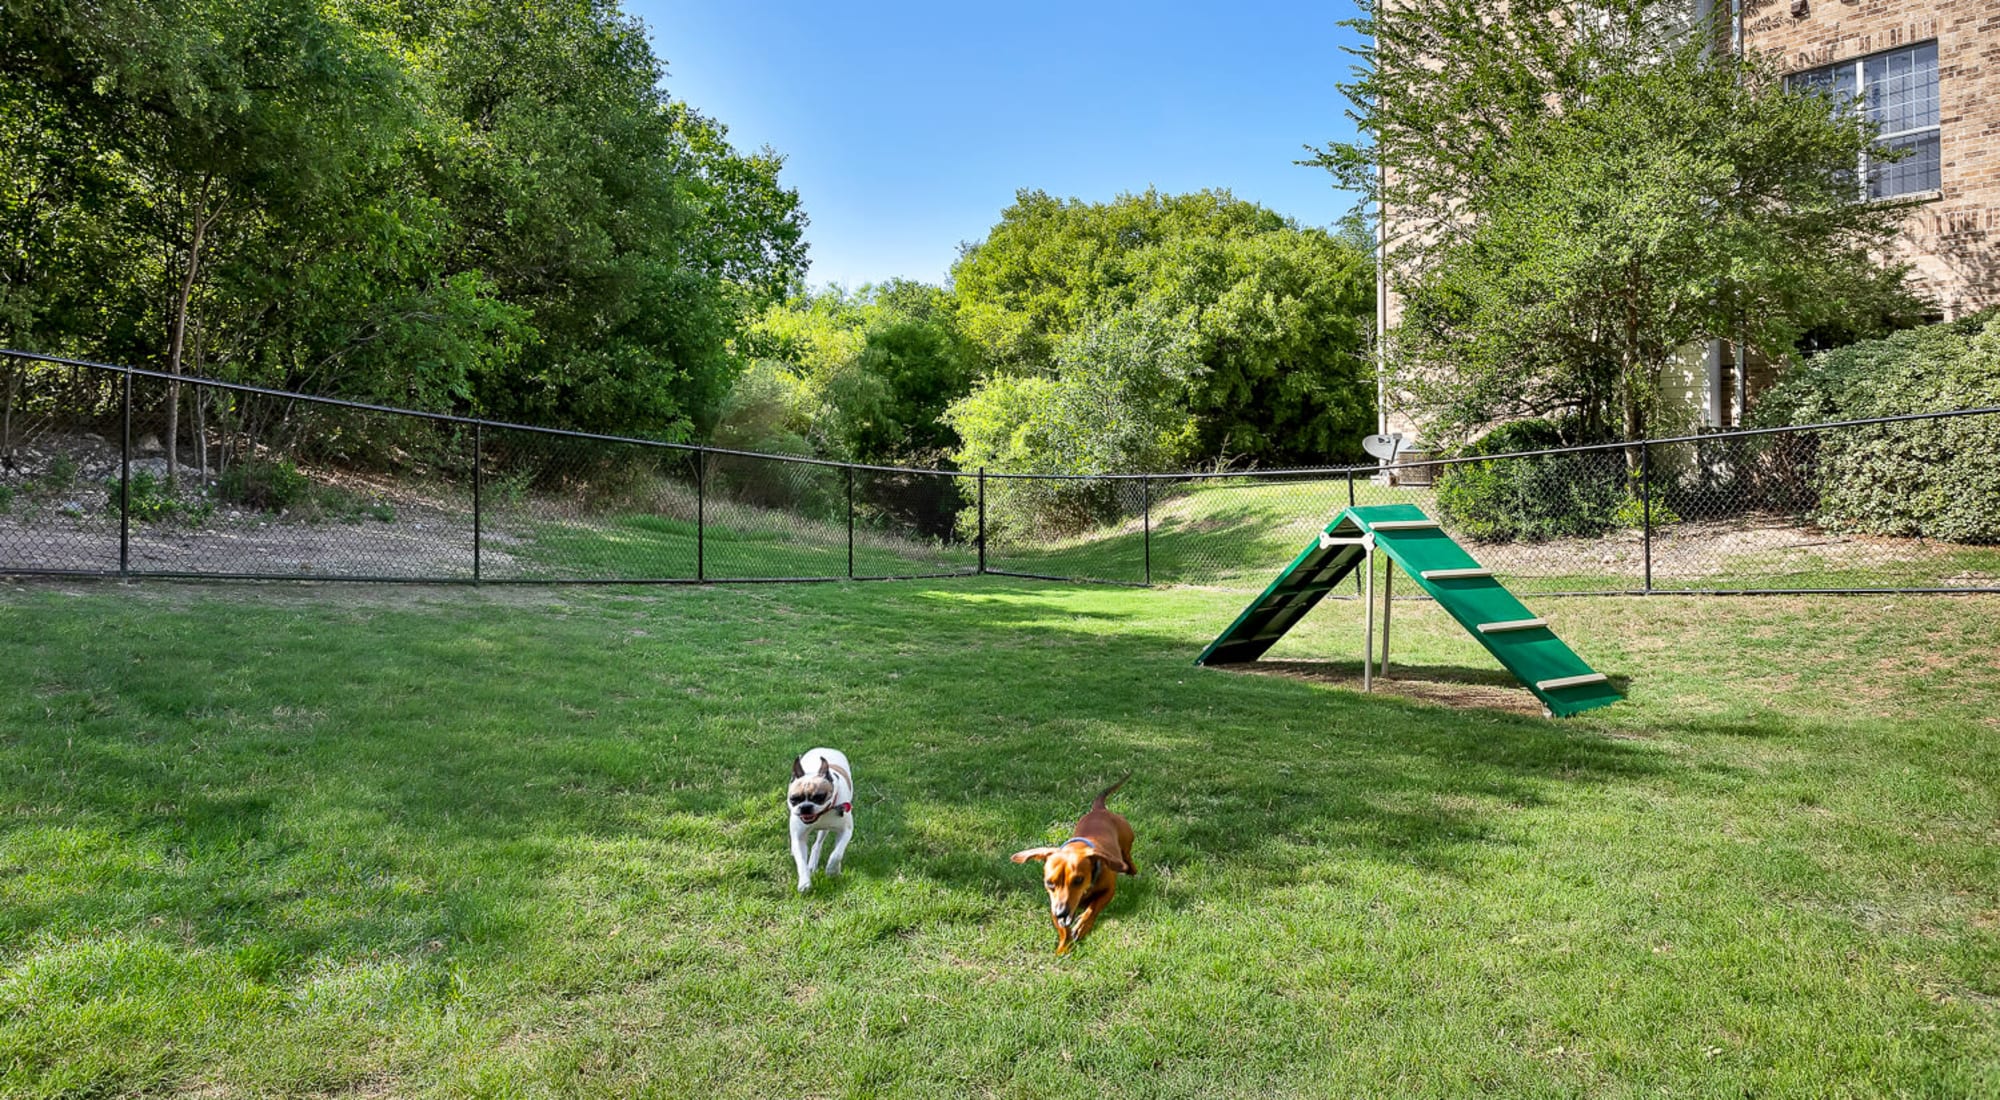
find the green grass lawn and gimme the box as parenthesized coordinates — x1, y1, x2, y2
(3, 578, 1997, 1097)
(503, 512, 975, 581)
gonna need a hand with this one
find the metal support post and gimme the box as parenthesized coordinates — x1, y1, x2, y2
(472, 423, 483, 583)
(1641, 441, 1653, 593)
(119, 369, 131, 576)
(696, 448, 706, 583)
(977, 468, 987, 575)
(846, 465, 854, 579)
(1142, 475, 1151, 586)
(1349, 469, 1361, 596)
(1362, 543, 1374, 693)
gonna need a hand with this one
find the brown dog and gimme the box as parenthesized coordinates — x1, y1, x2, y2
(1011, 775, 1136, 954)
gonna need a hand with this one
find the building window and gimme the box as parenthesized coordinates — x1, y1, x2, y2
(1790, 41, 1940, 199)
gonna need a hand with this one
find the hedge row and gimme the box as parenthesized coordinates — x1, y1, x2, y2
(1755, 311, 2000, 544)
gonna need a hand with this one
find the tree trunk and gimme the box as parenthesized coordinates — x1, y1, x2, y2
(194, 389, 209, 484)
(2, 362, 16, 458)
(1620, 273, 1646, 485)
(165, 172, 215, 492)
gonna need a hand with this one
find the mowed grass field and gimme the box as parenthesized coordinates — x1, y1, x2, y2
(2, 577, 1997, 1097)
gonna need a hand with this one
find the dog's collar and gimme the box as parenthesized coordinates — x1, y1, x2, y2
(1064, 837, 1094, 849)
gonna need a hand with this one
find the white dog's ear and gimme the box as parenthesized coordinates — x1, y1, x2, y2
(1011, 847, 1057, 864)
(792, 755, 805, 779)
(817, 757, 832, 778)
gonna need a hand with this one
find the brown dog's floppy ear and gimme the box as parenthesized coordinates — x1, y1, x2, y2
(792, 755, 805, 779)
(1093, 851, 1133, 875)
(1011, 847, 1057, 864)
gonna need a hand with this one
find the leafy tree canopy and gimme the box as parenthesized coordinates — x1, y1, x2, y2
(951, 189, 1375, 467)
(724, 281, 976, 465)
(1, 0, 807, 443)
(1307, 0, 1924, 448)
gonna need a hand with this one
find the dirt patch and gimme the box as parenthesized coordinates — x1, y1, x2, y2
(1223, 659, 1550, 717)
(0, 433, 509, 578)
(0, 499, 499, 578)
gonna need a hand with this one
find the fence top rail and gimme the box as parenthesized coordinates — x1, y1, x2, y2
(7, 347, 1997, 482)
(979, 403, 2000, 482)
(1361, 404, 2000, 473)
(0, 348, 967, 476)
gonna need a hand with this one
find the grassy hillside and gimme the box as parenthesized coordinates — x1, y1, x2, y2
(2, 578, 1996, 1096)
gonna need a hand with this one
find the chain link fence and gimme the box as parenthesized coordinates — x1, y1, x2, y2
(4, 350, 1997, 595)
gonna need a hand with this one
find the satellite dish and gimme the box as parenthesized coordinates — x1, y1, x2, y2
(1361, 433, 1407, 461)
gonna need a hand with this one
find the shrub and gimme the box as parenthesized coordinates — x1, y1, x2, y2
(1754, 311, 2000, 543)
(945, 308, 1200, 539)
(0, 485, 12, 514)
(1611, 492, 1679, 529)
(41, 455, 78, 492)
(1433, 417, 1627, 541)
(218, 459, 310, 512)
(102, 471, 211, 524)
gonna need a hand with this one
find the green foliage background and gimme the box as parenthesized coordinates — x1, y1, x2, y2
(4, 2, 1378, 542)
(1310, 0, 1922, 450)
(1432, 418, 1629, 543)
(1756, 312, 2000, 544)
(949, 189, 1376, 470)
(1, 0, 807, 440)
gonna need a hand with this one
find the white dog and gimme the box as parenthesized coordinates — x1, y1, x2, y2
(787, 748, 854, 893)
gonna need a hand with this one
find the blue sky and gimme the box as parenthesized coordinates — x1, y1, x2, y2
(627, 1, 1368, 291)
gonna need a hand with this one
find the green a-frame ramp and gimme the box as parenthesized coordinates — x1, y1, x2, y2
(1196, 504, 1621, 717)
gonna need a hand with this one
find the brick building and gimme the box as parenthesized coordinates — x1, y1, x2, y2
(1377, 0, 1999, 448)
(1743, 0, 1998, 319)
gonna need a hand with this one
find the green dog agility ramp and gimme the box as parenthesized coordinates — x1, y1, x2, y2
(1196, 504, 1621, 717)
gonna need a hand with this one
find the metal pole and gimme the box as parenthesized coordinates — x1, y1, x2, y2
(846, 464, 854, 580)
(1362, 543, 1374, 693)
(472, 423, 483, 584)
(1380, 559, 1393, 679)
(1642, 441, 1653, 593)
(977, 467, 986, 575)
(696, 448, 706, 583)
(1348, 468, 1360, 595)
(119, 369, 131, 576)
(1142, 475, 1151, 586)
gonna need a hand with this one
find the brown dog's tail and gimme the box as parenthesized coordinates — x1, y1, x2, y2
(1091, 773, 1131, 811)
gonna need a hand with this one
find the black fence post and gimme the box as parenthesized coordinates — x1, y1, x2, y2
(472, 422, 483, 584)
(977, 467, 986, 575)
(119, 368, 131, 576)
(1347, 467, 1359, 596)
(696, 448, 706, 583)
(1641, 441, 1653, 594)
(846, 464, 855, 580)
(1142, 475, 1151, 586)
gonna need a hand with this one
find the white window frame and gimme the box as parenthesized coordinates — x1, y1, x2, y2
(1789, 42, 1941, 200)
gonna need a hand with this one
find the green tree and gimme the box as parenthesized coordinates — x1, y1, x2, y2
(1309, 0, 1922, 451)
(418, 0, 805, 439)
(2, 0, 445, 481)
(945, 306, 1202, 536)
(1, 0, 806, 450)
(951, 189, 1375, 467)
(948, 307, 1201, 477)
(727, 282, 976, 465)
